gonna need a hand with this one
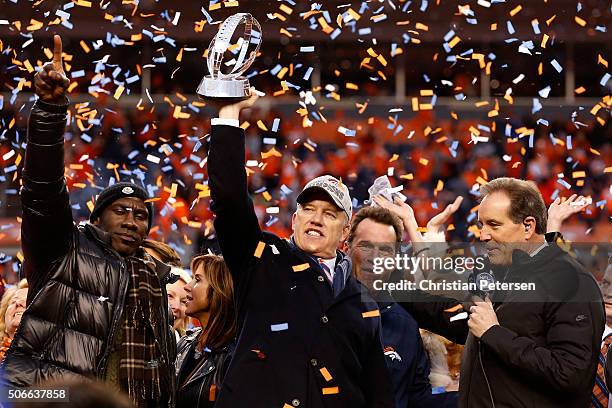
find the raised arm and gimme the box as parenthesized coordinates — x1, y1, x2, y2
(21, 35, 74, 290)
(547, 194, 589, 233)
(207, 95, 262, 290)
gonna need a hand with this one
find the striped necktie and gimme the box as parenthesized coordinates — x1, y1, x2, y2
(318, 260, 343, 297)
(592, 333, 612, 408)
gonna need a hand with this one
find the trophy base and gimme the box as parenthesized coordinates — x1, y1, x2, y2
(196, 76, 251, 100)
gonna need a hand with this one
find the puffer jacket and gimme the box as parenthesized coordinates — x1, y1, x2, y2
(175, 328, 233, 407)
(0, 100, 176, 406)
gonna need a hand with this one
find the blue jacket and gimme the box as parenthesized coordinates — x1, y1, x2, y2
(380, 300, 458, 408)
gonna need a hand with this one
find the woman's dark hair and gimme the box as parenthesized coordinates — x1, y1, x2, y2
(190, 254, 236, 349)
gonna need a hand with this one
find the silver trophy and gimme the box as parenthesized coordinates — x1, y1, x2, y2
(197, 13, 262, 100)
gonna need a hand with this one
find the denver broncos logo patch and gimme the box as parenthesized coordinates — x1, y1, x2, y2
(383, 346, 402, 362)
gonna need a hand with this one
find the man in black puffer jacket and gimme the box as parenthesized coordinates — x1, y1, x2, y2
(0, 35, 177, 408)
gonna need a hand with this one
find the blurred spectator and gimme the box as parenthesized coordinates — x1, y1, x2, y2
(0, 279, 28, 362)
(168, 267, 191, 340)
(142, 239, 192, 339)
(142, 239, 182, 267)
(594, 264, 612, 406)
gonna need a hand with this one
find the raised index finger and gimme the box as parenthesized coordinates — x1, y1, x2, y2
(52, 35, 63, 70)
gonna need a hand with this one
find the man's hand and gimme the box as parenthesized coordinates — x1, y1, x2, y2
(426, 196, 463, 236)
(547, 194, 589, 233)
(207, 88, 260, 121)
(34, 35, 69, 104)
(468, 297, 499, 339)
(373, 195, 422, 243)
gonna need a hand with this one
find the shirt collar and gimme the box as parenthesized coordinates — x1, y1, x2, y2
(603, 325, 612, 341)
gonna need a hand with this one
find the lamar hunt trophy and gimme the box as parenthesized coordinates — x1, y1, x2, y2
(197, 13, 262, 100)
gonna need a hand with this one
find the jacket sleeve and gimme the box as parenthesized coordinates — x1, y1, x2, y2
(397, 289, 469, 345)
(20, 99, 74, 289)
(208, 125, 261, 292)
(480, 278, 605, 393)
(364, 322, 396, 408)
(407, 332, 435, 406)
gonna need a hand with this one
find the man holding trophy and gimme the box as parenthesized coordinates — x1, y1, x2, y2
(202, 13, 394, 408)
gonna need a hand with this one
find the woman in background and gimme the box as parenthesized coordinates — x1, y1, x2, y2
(175, 254, 235, 407)
(0, 279, 29, 361)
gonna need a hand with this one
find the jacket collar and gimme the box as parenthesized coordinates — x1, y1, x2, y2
(285, 237, 363, 308)
(509, 242, 560, 272)
(287, 236, 352, 286)
(82, 223, 172, 281)
(177, 329, 232, 390)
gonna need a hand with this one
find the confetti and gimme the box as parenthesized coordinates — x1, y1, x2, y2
(550, 59, 563, 73)
(270, 323, 289, 332)
(362, 310, 381, 318)
(450, 312, 468, 322)
(320, 367, 333, 382)
(292, 263, 310, 272)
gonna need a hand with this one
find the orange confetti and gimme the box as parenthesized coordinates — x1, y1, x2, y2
(254, 241, 266, 258)
(279, 4, 293, 14)
(362, 310, 381, 318)
(444, 304, 463, 313)
(113, 86, 124, 100)
(26, 19, 43, 31)
(574, 86, 586, 95)
(257, 120, 269, 131)
(320, 367, 333, 382)
(574, 16, 586, 27)
(448, 36, 461, 49)
(509, 5, 522, 16)
(80, 40, 91, 53)
(292, 263, 310, 272)
(597, 54, 609, 68)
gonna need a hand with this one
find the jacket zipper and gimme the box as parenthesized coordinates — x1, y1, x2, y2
(97, 261, 128, 377)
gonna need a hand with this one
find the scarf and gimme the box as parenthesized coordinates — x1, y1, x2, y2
(119, 251, 169, 407)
